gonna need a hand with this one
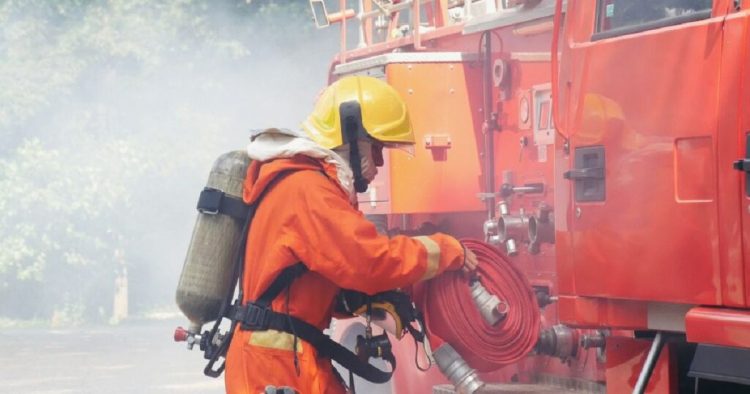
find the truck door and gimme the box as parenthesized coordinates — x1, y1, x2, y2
(734, 5, 750, 307)
(562, 0, 728, 306)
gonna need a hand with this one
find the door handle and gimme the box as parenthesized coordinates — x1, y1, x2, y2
(563, 167, 604, 180)
(733, 159, 750, 173)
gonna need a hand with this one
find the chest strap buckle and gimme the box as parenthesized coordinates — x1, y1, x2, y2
(233, 303, 271, 331)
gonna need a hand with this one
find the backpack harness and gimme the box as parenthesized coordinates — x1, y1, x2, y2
(195, 169, 395, 389)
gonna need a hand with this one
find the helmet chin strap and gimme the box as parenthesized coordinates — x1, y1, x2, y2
(340, 102, 369, 194)
(345, 124, 369, 194)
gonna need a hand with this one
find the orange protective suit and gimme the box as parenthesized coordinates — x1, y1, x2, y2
(224, 155, 465, 393)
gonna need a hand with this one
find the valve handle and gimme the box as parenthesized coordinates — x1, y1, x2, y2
(174, 326, 190, 342)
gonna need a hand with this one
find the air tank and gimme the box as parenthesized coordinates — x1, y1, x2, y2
(175, 150, 250, 334)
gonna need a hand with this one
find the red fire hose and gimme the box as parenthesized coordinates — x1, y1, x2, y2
(418, 239, 540, 372)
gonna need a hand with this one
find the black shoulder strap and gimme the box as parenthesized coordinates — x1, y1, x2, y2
(255, 263, 308, 307)
(202, 168, 298, 378)
(237, 169, 299, 304)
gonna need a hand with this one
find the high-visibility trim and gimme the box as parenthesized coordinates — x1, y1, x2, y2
(248, 329, 303, 353)
(414, 236, 441, 281)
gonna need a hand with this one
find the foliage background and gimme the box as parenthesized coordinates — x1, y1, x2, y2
(0, 0, 339, 324)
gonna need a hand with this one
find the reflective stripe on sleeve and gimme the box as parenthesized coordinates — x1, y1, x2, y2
(414, 235, 441, 281)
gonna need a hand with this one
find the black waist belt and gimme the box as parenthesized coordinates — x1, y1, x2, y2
(231, 303, 393, 384)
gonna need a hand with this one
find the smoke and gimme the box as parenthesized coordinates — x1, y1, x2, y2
(0, 0, 339, 323)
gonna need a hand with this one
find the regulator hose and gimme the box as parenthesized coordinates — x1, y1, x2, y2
(420, 239, 540, 372)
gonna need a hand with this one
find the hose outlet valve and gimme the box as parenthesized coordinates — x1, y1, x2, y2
(505, 238, 518, 256)
(483, 219, 500, 246)
(174, 324, 203, 350)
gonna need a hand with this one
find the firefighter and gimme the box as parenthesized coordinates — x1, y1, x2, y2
(224, 75, 478, 393)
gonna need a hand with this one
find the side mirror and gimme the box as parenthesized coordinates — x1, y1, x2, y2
(309, 0, 330, 29)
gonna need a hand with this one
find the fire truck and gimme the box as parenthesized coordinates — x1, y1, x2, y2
(308, 0, 750, 393)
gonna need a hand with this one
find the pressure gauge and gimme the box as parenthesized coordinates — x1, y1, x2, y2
(519, 96, 530, 125)
(493, 59, 509, 87)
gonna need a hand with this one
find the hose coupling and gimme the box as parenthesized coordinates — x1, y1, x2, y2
(434, 343, 486, 394)
(469, 280, 508, 326)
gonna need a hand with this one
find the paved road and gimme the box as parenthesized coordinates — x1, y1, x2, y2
(0, 318, 598, 394)
(0, 319, 225, 394)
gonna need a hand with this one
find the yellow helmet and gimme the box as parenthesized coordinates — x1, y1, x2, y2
(301, 76, 414, 149)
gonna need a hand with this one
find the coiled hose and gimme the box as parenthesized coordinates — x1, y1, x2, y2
(419, 239, 540, 372)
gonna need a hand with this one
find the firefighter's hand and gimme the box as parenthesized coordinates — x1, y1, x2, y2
(462, 248, 479, 274)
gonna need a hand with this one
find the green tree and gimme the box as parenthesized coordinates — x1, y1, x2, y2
(0, 0, 337, 323)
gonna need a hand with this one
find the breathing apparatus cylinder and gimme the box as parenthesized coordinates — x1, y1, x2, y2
(175, 150, 250, 334)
